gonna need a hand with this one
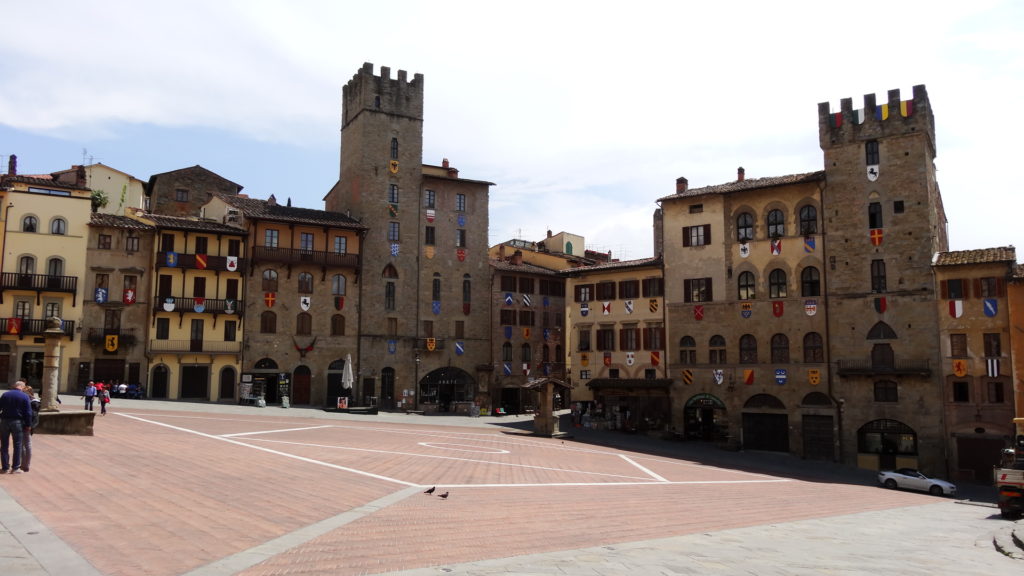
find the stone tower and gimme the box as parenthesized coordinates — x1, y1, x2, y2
(325, 63, 493, 412)
(818, 85, 950, 472)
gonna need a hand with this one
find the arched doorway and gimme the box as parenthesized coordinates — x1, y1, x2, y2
(742, 393, 788, 452)
(326, 358, 346, 407)
(219, 367, 236, 402)
(683, 393, 726, 441)
(800, 392, 835, 461)
(380, 367, 396, 409)
(419, 366, 473, 412)
(292, 365, 311, 405)
(151, 365, 170, 398)
(857, 419, 917, 470)
(252, 358, 280, 403)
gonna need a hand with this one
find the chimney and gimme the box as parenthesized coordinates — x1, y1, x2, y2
(267, 194, 277, 206)
(512, 250, 523, 265)
(737, 167, 745, 181)
(77, 165, 87, 186)
(498, 244, 506, 260)
(442, 158, 449, 168)
(547, 230, 552, 238)
(676, 177, 688, 194)
(8, 154, 16, 176)
(447, 165, 458, 178)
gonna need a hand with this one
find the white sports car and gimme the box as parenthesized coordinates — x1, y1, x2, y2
(878, 468, 957, 496)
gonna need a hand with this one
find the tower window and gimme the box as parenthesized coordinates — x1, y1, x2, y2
(868, 202, 883, 229)
(456, 193, 466, 212)
(865, 140, 880, 165)
(388, 184, 399, 203)
(424, 189, 436, 209)
(388, 222, 400, 242)
(870, 259, 886, 292)
(390, 138, 399, 160)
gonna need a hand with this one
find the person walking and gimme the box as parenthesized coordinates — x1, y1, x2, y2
(83, 380, 97, 411)
(0, 380, 32, 474)
(99, 384, 110, 416)
(19, 385, 40, 472)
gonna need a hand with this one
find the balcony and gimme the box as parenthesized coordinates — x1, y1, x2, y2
(251, 246, 358, 268)
(0, 317, 76, 340)
(148, 339, 242, 354)
(155, 252, 245, 272)
(86, 328, 139, 348)
(835, 358, 931, 377)
(1, 272, 78, 297)
(152, 297, 244, 315)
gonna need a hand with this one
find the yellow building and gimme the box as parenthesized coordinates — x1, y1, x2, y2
(0, 162, 90, 398)
(1006, 264, 1024, 437)
(562, 257, 667, 431)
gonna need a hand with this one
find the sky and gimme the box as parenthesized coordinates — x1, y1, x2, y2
(1, 1, 1022, 261)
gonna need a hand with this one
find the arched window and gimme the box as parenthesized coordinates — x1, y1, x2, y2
(432, 273, 441, 301)
(254, 358, 278, 369)
(769, 269, 787, 298)
(771, 333, 789, 363)
(803, 332, 824, 363)
(332, 274, 346, 296)
(799, 205, 817, 235)
(521, 343, 532, 363)
(262, 269, 278, 292)
(47, 257, 63, 277)
(382, 264, 399, 278)
(739, 334, 758, 363)
(767, 209, 785, 238)
(801, 267, 820, 296)
(297, 272, 313, 294)
(331, 314, 345, 336)
(384, 281, 396, 311)
(709, 335, 726, 364)
(679, 335, 696, 365)
(737, 271, 755, 300)
(22, 216, 37, 233)
(867, 322, 897, 340)
(50, 218, 67, 235)
(260, 311, 276, 334)
(18, 255, 35, 275)
(296, 312, 312, 335)
(857, 419, 916, 455)
(736, 212, 754, 242)
(502, 342, 513, 362)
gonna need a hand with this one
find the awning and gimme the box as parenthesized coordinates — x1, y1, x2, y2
(520, 377, 573, 391)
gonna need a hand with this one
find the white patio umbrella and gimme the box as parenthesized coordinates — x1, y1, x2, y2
(342, 353, 354, 392)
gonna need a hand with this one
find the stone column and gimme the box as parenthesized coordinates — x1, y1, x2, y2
(41, 316, 65, 412)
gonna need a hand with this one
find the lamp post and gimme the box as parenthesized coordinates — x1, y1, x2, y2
(414, 351, 421, 410)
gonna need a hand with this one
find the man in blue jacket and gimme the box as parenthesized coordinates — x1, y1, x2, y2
(0, 379, 32, 474)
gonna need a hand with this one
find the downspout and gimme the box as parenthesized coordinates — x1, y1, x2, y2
(818, 177, 843, 464)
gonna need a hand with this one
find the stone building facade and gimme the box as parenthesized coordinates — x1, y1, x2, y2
(147, 165, 243, 218)
(324, 63, 493, 412)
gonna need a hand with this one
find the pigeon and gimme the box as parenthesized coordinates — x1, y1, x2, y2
(438, 491, 449, 499)
(423, 486, 436, 495)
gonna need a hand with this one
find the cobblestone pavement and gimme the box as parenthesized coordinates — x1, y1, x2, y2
(0, 399, 1019, 575)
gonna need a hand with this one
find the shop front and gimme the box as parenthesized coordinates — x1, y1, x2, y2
(586, 379, 672, 432)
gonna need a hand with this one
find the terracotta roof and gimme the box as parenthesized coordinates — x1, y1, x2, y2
(220, 194, 366, 229)
(0, 174, 90, 192)
(1014, 264, 1024, 279)
(89, 213, 154, 231)
(490, 259, 561, 275)
(932, 246, 1016, 266)
(145, 214, 247, 234)
(657, 171, 825, 202)
(561, 256, 662, 276)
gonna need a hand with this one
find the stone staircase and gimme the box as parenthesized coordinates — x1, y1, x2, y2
(993, 521, 1024, 560)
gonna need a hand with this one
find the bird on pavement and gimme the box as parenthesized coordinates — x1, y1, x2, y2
(438, 491, 449, 499)
(424, 486, 435, 495)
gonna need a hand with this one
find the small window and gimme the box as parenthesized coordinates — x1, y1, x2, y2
(952, 381, 969, 403)
(736, 212, 754, 242)
(949, 334, 967, 357)
(297, 272, 313, 294)
(767, 209, 785, 238)
(22, 216, 37, 233)
(771, 333, 789, 363)
(987, 381, 1005, 403)
(384, 281, 396, 311)
(296, 312, 312, 335)
(683, 224, 710, 247)
(424, 190, 436, 209)
(388, 184, 399, 203)
(299, 232, 314, 251)
(175, 188, 189, 202)
(224, 320, 237, 342)
(331, 314, 345, 336)
(739, 334, 757, 364)
(51, 218, 67, 235)
(98, 234, 112, 250)
(893, 200, 905, 214)
(262, 269, 278, 292)
(803, 332, 824, 363)
(868, 202, 883, 229)
(455, 229, 466, 248)
(737, 271, 755, 300)
(264, 229, 279, 248)
(455, 193, 466, 212)
(945, 279, 966, 299)
(865, 140, 880, 165)
(801, 267, 820, 297)
(768, 269, 787, 298)
(799, 205, 817, 235)
(983, 333, 1001, 357)
(688, 204, 703, 214)
(679, 336, 696, 365)
(18, 255, 35, 274)
(332, 274, 346, 296)
(874, 380, 898, 402)
(156, 318, 170, 340)
(388, 222, 400, 242)
(709, 335, 727, 364)
(260, 311, 276, 334)
(432, 274, 442, 301)
(390, 137, 399, 160)
(126, 236, 139, 252)
(871, 259, 886, 292)
(684, 278, 712, 303)
(333, 236, 347, 254)
(978, 277, 999, 298)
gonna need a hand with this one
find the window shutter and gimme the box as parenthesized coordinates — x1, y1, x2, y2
(972, 278, 981, 299)
(962, 278, 971, 298)
(940, 280, 948, 299)
(997, 278, 1006, 297)
(682, 228, 690, 247)
(706, 278, 714, 301)
(683, 279, 692, 303)
(704, 224, 711, 244)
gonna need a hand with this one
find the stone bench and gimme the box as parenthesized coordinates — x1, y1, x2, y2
(36, 410, 96, 436)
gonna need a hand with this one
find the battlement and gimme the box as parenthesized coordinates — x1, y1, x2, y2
(342, 62, 424, 127)
(818, 85, 935, 152)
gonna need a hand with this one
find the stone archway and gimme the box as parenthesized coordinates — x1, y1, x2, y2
(742, 393, 788, 452)
(419, 366, 474, 412)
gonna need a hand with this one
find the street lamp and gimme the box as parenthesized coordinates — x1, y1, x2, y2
(414, 351, 421, 410)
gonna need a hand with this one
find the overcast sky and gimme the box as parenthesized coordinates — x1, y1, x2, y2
(2, 1, 1021, 261)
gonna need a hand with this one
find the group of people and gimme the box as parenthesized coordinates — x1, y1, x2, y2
(82, 380, 114, 415)
(0, 380, 41, 474)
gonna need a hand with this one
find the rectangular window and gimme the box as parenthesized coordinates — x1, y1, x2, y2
(644, 368, 657, 379)
(983, 333, 1001, 357)
(618, 280, 640, 299)
(455, 229, 466, 248)
(103, 308, 120, 331)
(156, 318, 170, 340)
(388, 222, 400, 242)
(501, 276, 517, 292)
(228, 239, 241, 257)
(871, 259, 886, 292)
(619, 326, 639, 351)
(643, 326, 664, 350)
(874, 381, 898, 402)
(944, 278, 967, 299)
(500, 309, 516, 325)
(893, 200, 905, 214)
(264, 229, 279, 248)
(45, 301, 61, 319)
(422, 320, 433, 338)
(952, 381, 970, 403)
(642, 277, 664, 297)
(978, 277, 999, 298)
(868, 202, 883, 229)
(333, 236, 347, 254)
(608, 368, 620, 378)
(987, 381, 1005, 403)
(300, 232, 314, 251)
(688, 204, 703, 214)
(98, 234, 112, 250)
(578, 327, 591, 351)
(575, 284, 593, 302)
(224, 320, 237, 342)
(160, 233, 175, 253)
(387, 317, 398, 337)
(518, 277, 534, 294)
(454, 320, 465, 339)
(194, 236, 208, 255)
(388, 184, 399, 203)
(683, 278, 712, 303)
(596, 281, 616, 300)
(580, 370, 591, 380)
(683, 224, 711, 247)
(95, 273, 109, 297)
(125, 236, 139, 252)
(123, 275, 137, 301)
(193, 277, 206, 298)
(518, 310, 535, 326)
(865, 140, 880, 165)
(949, 334, 967, 358)
(425, 226, 435, 245)
(226, 278, 239, 300)
(384, 281, 396, 311)
(455, 193, 466, 212)
(14, 300, 31, 320)
(596, 327, 615, 351)
(175, 188, 188, 202)
(424, 189, 436, 209)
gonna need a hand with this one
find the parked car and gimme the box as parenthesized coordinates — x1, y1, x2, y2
(878, 468, 957, 496)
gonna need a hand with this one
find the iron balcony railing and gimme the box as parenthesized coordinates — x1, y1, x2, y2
(0, 317, 76, 339)
(155, 252, 245, 272)
(251, 246, 358, 268)
(835, 358, 931, 376)
(0, 272, 78, 294)
(148, 339, 242, 354)
(152, 297, 244, 315)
